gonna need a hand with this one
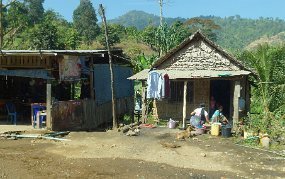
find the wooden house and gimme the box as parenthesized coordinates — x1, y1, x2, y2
(0, 50, 133, 130)
(129, 31, 252, 129)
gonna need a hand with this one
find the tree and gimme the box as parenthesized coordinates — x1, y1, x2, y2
(44, 10, 80, 50)
(4, 1, 29, 47)
(155, 21, 189, 55)
(24, 0, 44, 25)
(28, 13, 60, 49)
(0, 0, 21, 48)
(239, 44, 285, 135)
(63, 28, 80, 50)
(184, 18, 221, 41)
(133, 54, 156, 74)
(73, 0, 100, 45)
(140, 25, 157, 50)
(98, 24, 120, 48)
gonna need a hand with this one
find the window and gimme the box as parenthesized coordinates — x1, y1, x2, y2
(170, 81, 194, 103)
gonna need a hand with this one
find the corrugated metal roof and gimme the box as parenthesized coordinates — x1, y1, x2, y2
(0, 50, 122, 56)
(128, 69, 251, 80)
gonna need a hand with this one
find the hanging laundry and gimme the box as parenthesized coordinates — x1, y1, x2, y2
(147, 71, 163, 99)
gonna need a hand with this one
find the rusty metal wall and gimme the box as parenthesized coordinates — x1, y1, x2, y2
(51, 97, 133, 131)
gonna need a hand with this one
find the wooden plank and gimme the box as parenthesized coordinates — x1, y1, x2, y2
(46, 80, 52, 129)
(182, 81, 188, 128)
(233, 80, 241, 131)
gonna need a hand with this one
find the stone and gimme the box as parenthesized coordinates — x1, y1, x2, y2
(201, 153, 207, 157)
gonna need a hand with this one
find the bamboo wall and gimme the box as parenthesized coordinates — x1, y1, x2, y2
(51, 97, 134, 131)
(156, 79, 210, 121)
(155, 78, 248, 122)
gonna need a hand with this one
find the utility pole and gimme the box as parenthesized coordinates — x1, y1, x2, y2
(99, 4, 117, 129)
(158, 0, 164, 57)
(159, 0, 163, 26)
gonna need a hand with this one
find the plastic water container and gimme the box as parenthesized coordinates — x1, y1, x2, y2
(211, 123, 221, 136)
(168, 118, 176, 129)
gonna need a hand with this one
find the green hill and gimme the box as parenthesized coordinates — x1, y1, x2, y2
(246, 31, 285, 50)
(108, 10, 186, 30)
(109, 11, 285, 51)
(211, 16, 285, 51)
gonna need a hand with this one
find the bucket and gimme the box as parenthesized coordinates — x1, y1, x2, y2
(260, 136, 270, 149)
(195, 128, 205, 135)
(168, 119, 176, 129)
(211, 123, 220, 136)
(221, 126, 232, 138)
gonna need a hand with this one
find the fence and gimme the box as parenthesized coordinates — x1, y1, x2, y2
(51, 97, 133, 131)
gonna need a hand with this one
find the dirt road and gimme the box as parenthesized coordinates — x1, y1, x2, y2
(0, 127, 284, 178)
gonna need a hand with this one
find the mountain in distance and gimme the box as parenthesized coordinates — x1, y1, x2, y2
(211, 15, 285, 51)
(109, 11, 285, 51)
(108, 10, 186, 29)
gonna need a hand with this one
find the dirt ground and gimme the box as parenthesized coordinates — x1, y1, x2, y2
(0, 126, 285, 179)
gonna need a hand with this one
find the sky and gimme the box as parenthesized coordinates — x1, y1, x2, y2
(43, 0, 285, 22)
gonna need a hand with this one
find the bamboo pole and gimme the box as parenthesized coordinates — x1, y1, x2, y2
(99, 4, 117, 129)
(182, 81, 188, 129)
(159, 0, 163, 26)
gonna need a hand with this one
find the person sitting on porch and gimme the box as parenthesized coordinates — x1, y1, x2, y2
(190, 103, 210, 128)
(211, 105, 228, 124)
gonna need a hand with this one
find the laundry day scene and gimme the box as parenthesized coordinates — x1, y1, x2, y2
(0, 0, 285, 178)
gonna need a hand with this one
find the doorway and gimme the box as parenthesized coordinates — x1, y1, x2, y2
(210, 80, 231, 118)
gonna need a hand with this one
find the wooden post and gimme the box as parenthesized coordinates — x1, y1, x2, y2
(71, 82, 75, 100)
(182, 81, 188, 129)
(0, 0, 3, 48)
(89, 58, 94, 99)
(99, 4, 117, 129)
(233, 80, 241, 131)
(46, 79, 52, 129)
(152, 99, 158, 123)
(141, 81, 147, 123)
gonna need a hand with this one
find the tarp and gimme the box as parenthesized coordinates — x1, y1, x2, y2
(0, 69, 53, 79)
(59, 55, 81, 81)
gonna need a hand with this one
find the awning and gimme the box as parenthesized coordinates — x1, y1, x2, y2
(128, 69, 252, 80)
(0, 69, 54, 79)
